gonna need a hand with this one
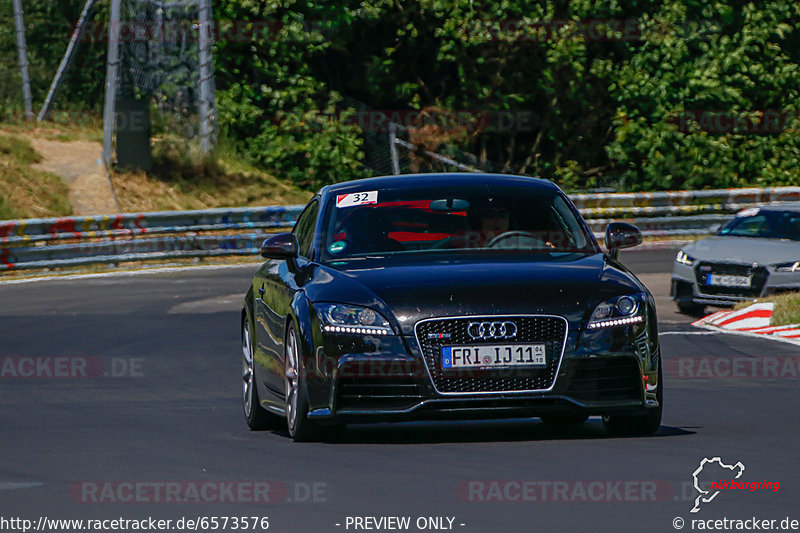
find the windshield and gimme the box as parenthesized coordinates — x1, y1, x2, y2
(719, 209, 800, 241)
(319, 184, 597, 261)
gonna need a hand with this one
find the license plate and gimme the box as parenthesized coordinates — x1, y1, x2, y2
(707, 274, 751, 287)
(442, 344, 546, 369)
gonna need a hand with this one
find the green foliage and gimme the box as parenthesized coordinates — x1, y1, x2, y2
(213, 2, 369, 189)
(309, 1, 660, 184)
(606, 1, 800, 190)
(0, 0, 108, 114)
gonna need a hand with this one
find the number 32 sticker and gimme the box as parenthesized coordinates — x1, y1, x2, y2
(336, 191, 378, 208)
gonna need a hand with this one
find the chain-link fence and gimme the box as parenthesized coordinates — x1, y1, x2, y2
(107, 0, 217, 165)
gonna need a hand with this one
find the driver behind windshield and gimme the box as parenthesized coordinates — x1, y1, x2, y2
(463, 202, 557, 249)
(477, 206, 511, 247)
(459, 205, 512, 248)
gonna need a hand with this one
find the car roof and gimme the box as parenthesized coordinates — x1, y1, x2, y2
(318, 173, 559, 198)
(756, 203, 800, 213)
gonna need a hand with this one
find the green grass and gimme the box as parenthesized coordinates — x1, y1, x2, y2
(0, 135, 72, 220)
(771, 292, 800, 326)
(0, 113, 104, 143)
(0, 134, 43, 165)
(735, 292, 800, 327)
(0, 122, 310, 220)
(112, 137, 311, 212)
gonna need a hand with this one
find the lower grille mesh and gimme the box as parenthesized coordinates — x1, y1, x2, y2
(555, 357, 642, 402)
(336, 362, 424, 411)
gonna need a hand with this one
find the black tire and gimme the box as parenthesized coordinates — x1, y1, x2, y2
(242, 310, 280, 430)
(284, 324, 321, 442)
(677, 301, 705, 316)
(602, 359, 663, 437)
(541, 414, 589, 425)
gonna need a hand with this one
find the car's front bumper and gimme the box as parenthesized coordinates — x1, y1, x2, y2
(307, 327, 658, 423)
(672, 261, 800, 307)
(308, 394, 648, 424)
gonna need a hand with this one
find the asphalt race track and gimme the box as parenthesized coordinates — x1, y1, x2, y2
(1, 249, 798, 533)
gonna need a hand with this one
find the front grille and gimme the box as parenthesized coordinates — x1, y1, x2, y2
(555, 357, 642, 403)
(415, 315, 568, 394)
(695, 262, 768, 297)
(337, 362, 423, 410)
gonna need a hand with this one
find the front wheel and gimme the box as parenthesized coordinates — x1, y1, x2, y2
(284, 324, 320, 442)
(242, 311, 280, 430)
(602, 360, 663, 437)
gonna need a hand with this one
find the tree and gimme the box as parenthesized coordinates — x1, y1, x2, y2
(606, 1, 800, 190)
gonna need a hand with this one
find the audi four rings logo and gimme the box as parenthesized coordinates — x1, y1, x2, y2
(467, 321, 518, 340)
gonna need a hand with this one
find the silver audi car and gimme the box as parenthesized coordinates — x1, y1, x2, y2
(671, 204, 800, 314)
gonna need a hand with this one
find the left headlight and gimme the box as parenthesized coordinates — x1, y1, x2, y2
(315, 303, 394, 335)
(587, 294, 645, 329)
(675, 250, 695, 265)
(775, 261, 800, 272)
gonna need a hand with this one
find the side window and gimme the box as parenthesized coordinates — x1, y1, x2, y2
(786, 214, 800, 240)
(723, 215, 767, 237)
(293, 200, 320, 258)
(552, 195, 587, 249)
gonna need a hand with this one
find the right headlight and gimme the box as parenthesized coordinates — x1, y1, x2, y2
(587, 294, 645, 329)
(315, 303, 394, 335)
(675, 250, 695, 265)
(775, 261, 800, 272)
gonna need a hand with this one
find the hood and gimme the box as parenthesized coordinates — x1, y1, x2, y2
(304, 253, 645, 335)
(684, 236, 800, 265)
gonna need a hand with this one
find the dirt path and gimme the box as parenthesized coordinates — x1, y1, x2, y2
(25, 136, 119, 216)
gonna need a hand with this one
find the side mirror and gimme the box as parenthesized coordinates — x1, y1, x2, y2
(260, 233, 299, 259)
(605, 222, 642, 260)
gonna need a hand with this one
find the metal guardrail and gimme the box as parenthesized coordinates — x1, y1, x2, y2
(1, 187, 799, 272)
(0, 206, 304, 271)
(572, 186, 800, 208)
(585, 214, 730, 238)
(0, 206, 302, 243)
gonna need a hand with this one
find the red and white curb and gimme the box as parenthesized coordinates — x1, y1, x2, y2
(692, 303, 800, 344)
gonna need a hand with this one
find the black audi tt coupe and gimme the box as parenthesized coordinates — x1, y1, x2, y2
(241, 173, 662, 441)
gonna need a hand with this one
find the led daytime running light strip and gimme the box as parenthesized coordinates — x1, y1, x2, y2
(587, 315, 644, 329)
(323, 325, 390, 335)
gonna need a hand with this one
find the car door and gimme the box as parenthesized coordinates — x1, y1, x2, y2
(253, 200, 320, 399)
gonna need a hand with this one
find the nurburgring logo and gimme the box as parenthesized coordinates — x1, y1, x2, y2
(690, 457, 780, 513)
